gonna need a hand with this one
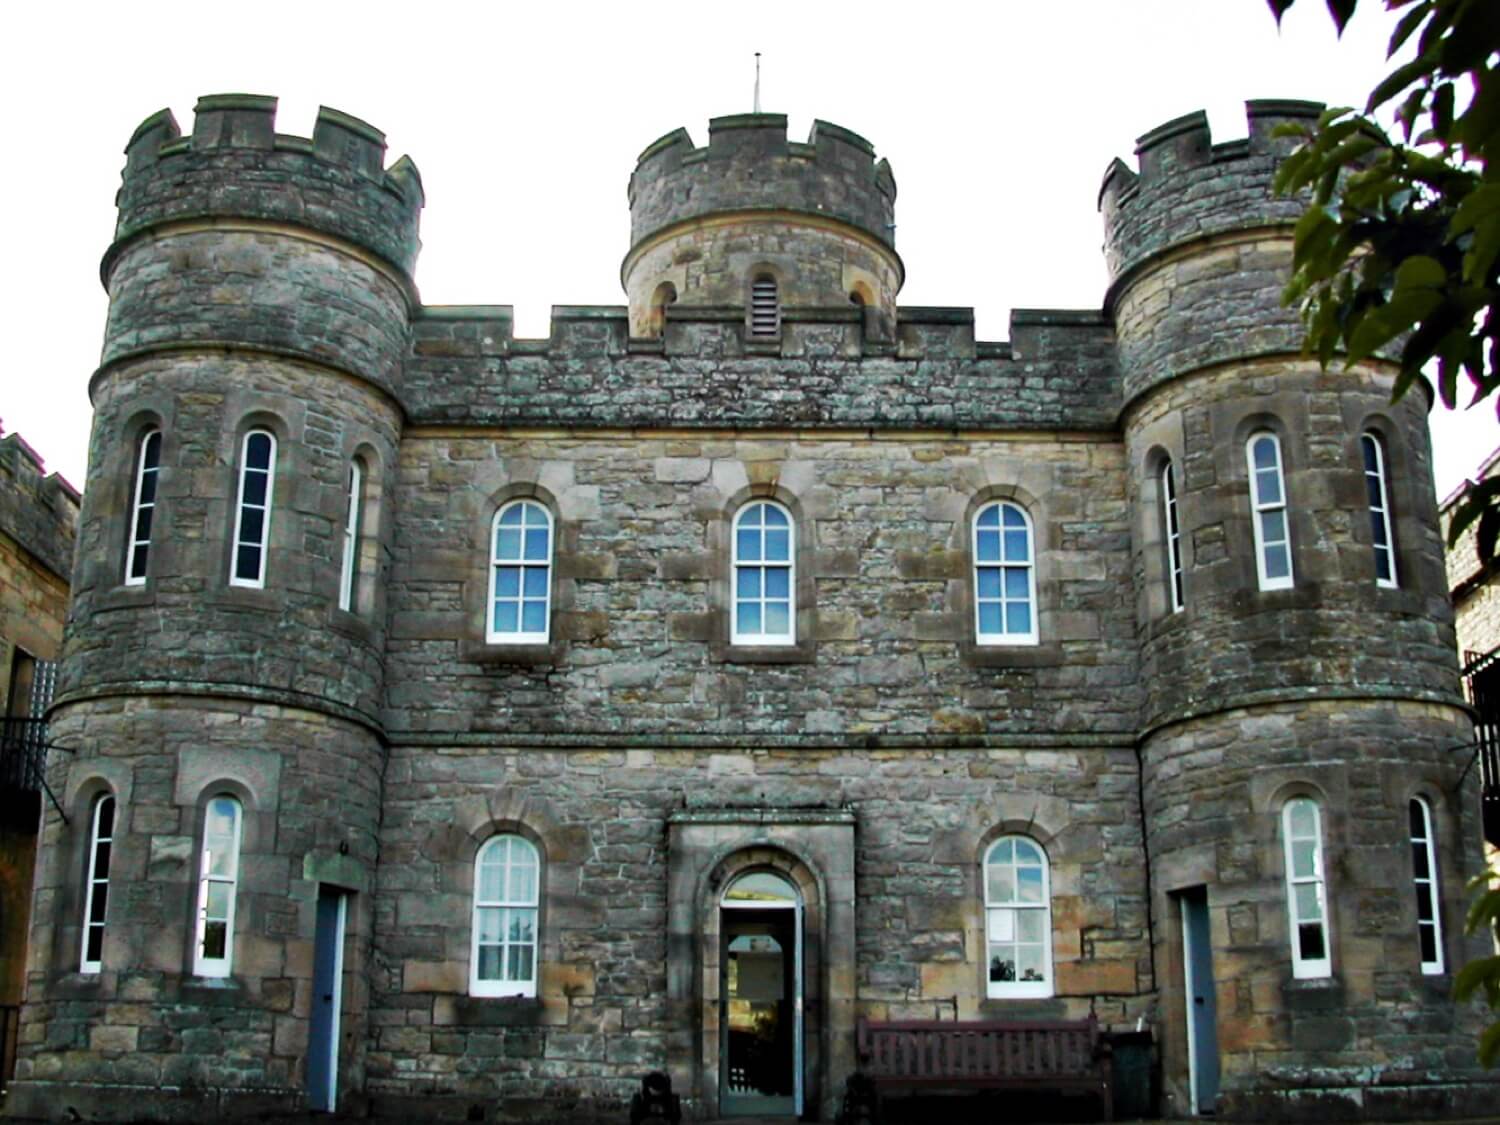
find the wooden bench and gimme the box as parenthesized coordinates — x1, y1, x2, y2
(850, 1015, 1113, 1122)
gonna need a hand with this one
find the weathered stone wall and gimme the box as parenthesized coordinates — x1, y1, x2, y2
(9, 697, 383, 1121)
(405, 307, 1120, 431)
(382, 430, 1136, 739)
(1142, 698, 1488, 1119)
(367, 743, 1147, 1121)
(1444, 447, 1500, 665)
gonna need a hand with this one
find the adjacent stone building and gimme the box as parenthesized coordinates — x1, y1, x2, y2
(0, 427, 78, 1091)
(8, 94, 1492, 1122)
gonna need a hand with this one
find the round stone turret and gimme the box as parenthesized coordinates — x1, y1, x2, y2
(622, 114, 900, 337)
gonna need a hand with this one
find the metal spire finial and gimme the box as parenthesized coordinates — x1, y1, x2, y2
(753, 52, 762, 113)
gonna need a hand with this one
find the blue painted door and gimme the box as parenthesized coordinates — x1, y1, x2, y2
(1180, 888, 1220, 1115)
(307, 888, 347, 1112)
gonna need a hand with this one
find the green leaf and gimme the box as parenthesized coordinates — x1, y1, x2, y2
(1388, 0, 1430, 55)
(1393, 254, 1447, 292)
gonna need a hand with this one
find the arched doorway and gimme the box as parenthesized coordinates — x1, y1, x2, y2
(720, 870, 803, 1117)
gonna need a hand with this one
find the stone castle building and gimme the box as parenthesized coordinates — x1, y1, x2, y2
(6, 93, 1492, 1122)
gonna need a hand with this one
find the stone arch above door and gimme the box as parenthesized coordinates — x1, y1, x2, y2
(666, 808, 855, 1122)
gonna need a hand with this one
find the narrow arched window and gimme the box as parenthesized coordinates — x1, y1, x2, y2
(973, 501, 1038, 645)
(984, 837, 1053, 998)
(1362, 432, 1398, 588)
(1282, 797, 1331, 979)
(488, 501, 552, 643)
(230, 430, 276, 588)
(193, 795, 243, 978)
(1162, 459, 1184, 613)
(80, 794, 115, 973)
(1247, 432, 1293, 591)
(749, 274, 779, 336)
(1409, 798, 1443, 974)
(732, 501, 794, 645)
(649, 281, 677, 338)
(124, 429, 161, 586)
(471, 835, 540, 997)
(338, 460, 364, 613)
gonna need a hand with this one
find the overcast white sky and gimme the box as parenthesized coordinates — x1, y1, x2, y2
(2, 0, 1494, 497)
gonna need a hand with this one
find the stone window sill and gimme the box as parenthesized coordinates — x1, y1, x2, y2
(961, 641, 1064, 669)
(461, 639, 562, 667)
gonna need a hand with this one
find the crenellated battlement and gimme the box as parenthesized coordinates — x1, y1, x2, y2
(627, 113, 897, 254)
(110, 94, 424, 280)
(1098, 99, 1321, 286)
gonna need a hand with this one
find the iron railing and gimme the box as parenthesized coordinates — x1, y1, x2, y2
(1463, 647, 1500, 847)
(0, 717, 47, 794)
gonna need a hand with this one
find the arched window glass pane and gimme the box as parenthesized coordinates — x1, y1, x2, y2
(1362, 433, 1398, 588)
(1282, 798, 1330, 979)
(488, 501, 552, 643)
(1162, 459, 1184, 612)
(974, 502, 1038, 644)
(1246, 433, 1293, 591)
(125, 430, 161, 586)
(471, 835, 540, 997)
(194, 796, 243, 977)
(723, 871, 799, 906)
(81, 794, 115, 972)
(230, 430, 276, 588)
(1408, 798, 1443, 974)
(733, 502, 795, 645)
(339, 460, 364, 612)
(984, 836, 1052, 997)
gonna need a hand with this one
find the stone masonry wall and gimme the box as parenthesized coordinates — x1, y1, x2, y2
(382, 430, 1136, 740)
(368, 743, 1147, 1121)
(1444, 447, 1500, 665)
(1142, 698, 1489, 1119)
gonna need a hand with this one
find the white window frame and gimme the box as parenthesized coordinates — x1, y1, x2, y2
(193, 795, 243, 978)
(1362, 432, 1398, 588)
(749, 274, 780, 337)
(230, 430, 276, 588)
(1247, 432, 1294, 591)
(1162, 459, 1184, 613)
(80, 794, 115, 973)
(731, 500, 796, 646)
(1282, 797, 1332, 979)
(1409, 797, 1444, 975)
(338, 460, 363, 612)
(124, 429, 161, 587)
(470, 835, 540, 998)
(973, 501, 1039, 646)
(983, 836, 1054, 998)
(487, 500, 553, 644)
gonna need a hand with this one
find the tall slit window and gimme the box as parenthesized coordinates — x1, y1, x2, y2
(338, 460, 363, 612)
(1282, 797, 1331, 979)
(124, 429, 161, 586)
(230, 430, 276, 588)
(1362, 433, 1398, 588)
(974, 501, 1038, 644)
(749, 274, 780, 336)
(1247, 432, 1293, 591)
(80, 794, 115, 973)
(1409, 798, 1444, 974)
(984, 837, 1053, 998)
(1162, 459, 1184, 613)
(488, 501, 552, 643)
(193, 795, 243, 978)
(471, 835, 540, 997)
(732, 501, 794, 645)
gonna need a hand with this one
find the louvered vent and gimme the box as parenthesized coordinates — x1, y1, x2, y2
(750, 277, 779, 336)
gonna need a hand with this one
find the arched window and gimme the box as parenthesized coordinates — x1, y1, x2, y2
(80, 794, 115, 973)
(193, 795, 243, 978)
(488, 501, 553, 644)
(983, 837, 1052, 998)
(1246, 432, 1293, 591)
(1282, 797, 1331, 979)
(338, 459, 364, 613)
(973, 501, 1038, 645)
(749, 274, 780, 337)
(649, 281, 677, 338)
(230, 429, 276, 588)
(1162, 459, 1184, 613)
(732, 501, 794, 645)
(1409, 798, 1443, 974)
(1362, 432, 1398, 588)
(471, 835, 540, 997)
(124, 429, 161, 586)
